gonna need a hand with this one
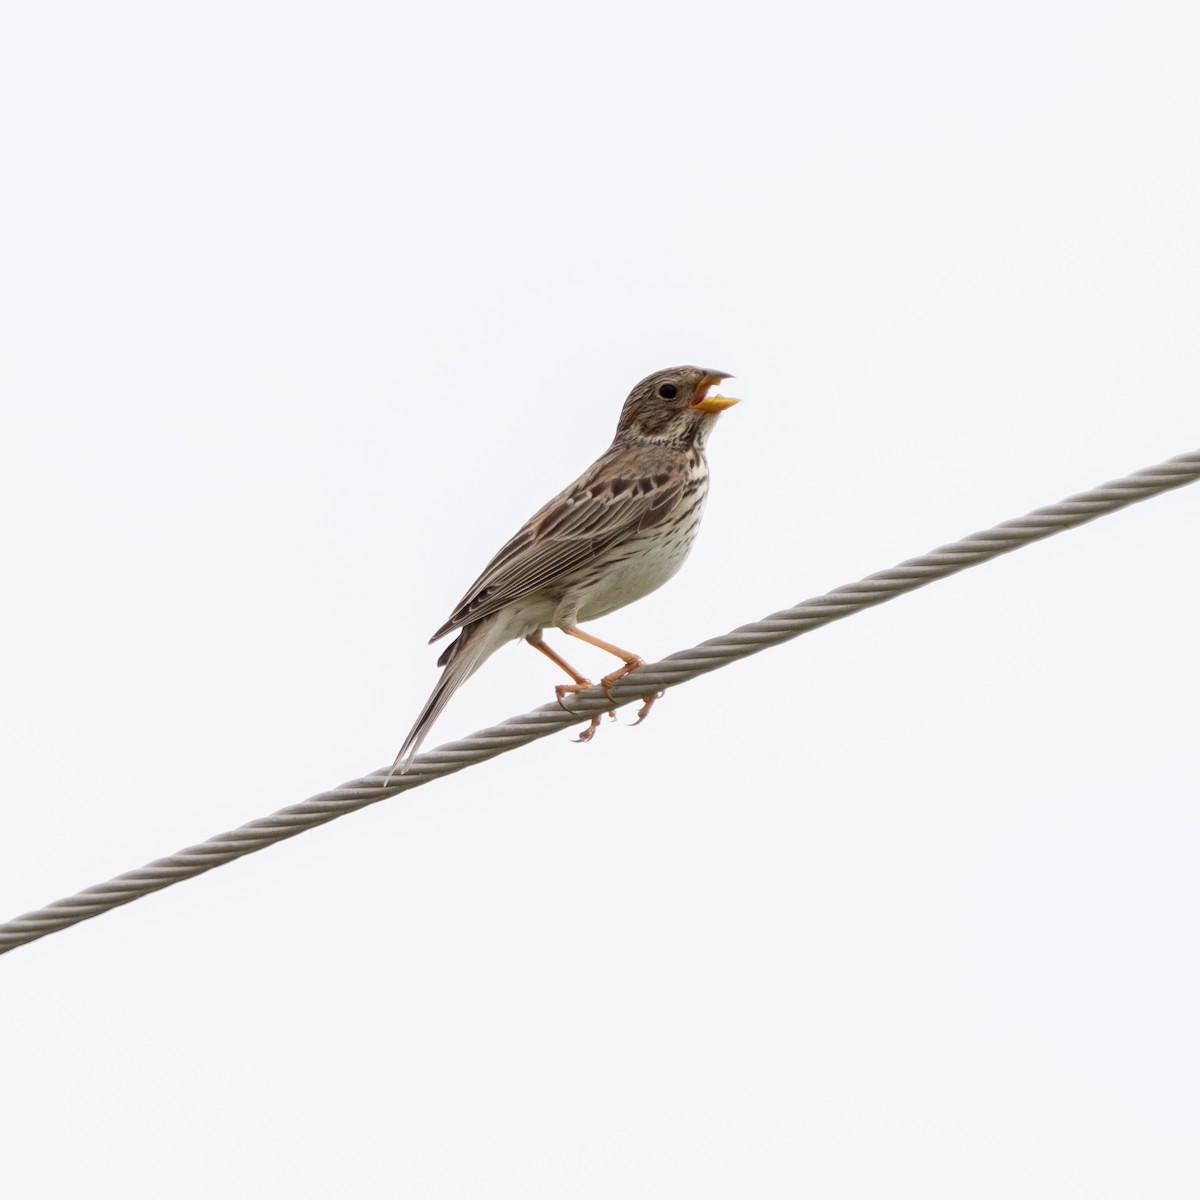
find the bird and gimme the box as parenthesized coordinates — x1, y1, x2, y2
(389, 365, 741, 776)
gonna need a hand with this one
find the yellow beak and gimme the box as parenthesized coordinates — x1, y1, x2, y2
(693, 391, 741, 413)
(691, 372, 741, 413)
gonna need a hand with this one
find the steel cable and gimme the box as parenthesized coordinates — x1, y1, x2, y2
(2, 448, 1197, 956)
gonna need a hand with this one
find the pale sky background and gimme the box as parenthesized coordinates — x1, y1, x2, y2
(2, 2, 1198, 1196)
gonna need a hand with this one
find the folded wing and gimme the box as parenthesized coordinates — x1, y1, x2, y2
(430, 450, 687, 643)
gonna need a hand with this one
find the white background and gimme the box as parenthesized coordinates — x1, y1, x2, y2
(2, 2, 1198, 1196)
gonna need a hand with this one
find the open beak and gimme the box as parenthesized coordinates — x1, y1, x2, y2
(691, 371, 740, 413)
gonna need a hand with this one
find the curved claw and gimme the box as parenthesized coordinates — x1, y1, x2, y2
(555, 680, 593, 714)
(629, 692, 664, 726)
(573, 713, 603, 743)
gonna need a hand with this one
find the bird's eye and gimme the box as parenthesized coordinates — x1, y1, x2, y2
(657, 383, 678, 399)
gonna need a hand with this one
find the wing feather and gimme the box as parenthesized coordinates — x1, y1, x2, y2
(429, 450, 687, 642)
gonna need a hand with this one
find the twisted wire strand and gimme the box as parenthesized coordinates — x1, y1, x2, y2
(2, 448, 1197, 956)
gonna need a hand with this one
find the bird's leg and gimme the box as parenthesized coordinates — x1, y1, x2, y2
(525, 633, 591, 698)
(559, 626, 660, 723)
(525, 633, 608, 741)
(559, 626, 644, 695)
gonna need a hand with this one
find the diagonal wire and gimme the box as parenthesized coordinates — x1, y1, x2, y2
(2, 448, 1197, 957)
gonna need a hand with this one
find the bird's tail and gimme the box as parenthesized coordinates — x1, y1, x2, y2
(387, 619, 495, 778)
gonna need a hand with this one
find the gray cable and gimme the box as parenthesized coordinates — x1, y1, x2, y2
(2, 448, 1197, 956)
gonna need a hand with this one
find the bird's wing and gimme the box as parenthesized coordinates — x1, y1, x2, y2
(430, 450, 688, 642)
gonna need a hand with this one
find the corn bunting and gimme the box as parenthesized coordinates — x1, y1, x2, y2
(391, 365, 740, 774)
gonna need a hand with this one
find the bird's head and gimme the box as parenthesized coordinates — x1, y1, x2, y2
(614, 365, 740, 446)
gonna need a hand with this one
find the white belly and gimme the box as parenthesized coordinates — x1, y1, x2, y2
(576, 499, 705, 622)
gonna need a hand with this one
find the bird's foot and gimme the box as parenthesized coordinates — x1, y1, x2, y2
(599, 656, 646, 703)
(555, 680, 615, 742)
(554, 680, 593, 711)
(573, 712, 605, 743)
(631, 691, 663, 726)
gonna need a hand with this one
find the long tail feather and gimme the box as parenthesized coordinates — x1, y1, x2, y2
(387, 620, 495, 779)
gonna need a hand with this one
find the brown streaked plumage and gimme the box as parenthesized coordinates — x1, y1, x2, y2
(389, 365, 740, 775)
